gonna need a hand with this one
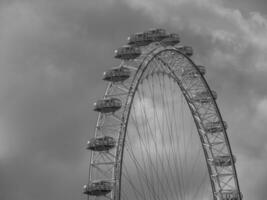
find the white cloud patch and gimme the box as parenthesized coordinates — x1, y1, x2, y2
(121, 1, 267, 200)
(125, 0, 267, 72)
(257, 97, 267, 118)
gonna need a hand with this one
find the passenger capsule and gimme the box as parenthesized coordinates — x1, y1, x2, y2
(196, 65, 206, 75)
(146, 28, 168, 42)
(93, 98, 122, 113)
(204, 121, 227, 134)
(182, 65, 206, 78)
(87, 136, 116, 151)
(192, 90, 217, 104)
(83, 181, 113, 196)
(177, 46, 193, 56)
(220, 190, 242, 200)
(212, 155, 236, 167)
(103, 67, 131, 82)
(161, 33, 180, 46)
(114, 45, 141, 60)
(127, 32, 152, 46)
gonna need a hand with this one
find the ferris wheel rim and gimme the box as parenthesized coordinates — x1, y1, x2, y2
(116, 47, 241, 199)
(87, 43, 242, 200)
(120, 71, 213, 200)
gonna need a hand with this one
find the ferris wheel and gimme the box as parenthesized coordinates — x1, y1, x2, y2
(83, 29, 242, 200)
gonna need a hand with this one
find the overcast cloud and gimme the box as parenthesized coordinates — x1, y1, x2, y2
(0, 0, 266, 200)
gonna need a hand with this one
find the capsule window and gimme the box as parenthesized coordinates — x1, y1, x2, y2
(136, 33, 143, 38)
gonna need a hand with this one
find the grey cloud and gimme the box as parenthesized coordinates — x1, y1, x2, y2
(1, 0, 267, 200)
(224, 0, 267, 15)
(0, 1, 156, 200)
(123, 1, 267, 199)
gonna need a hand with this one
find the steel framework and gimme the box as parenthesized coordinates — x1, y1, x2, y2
(84, 29, 242, 200)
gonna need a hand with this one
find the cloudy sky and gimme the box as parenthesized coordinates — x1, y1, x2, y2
(0, 0, 267, 199)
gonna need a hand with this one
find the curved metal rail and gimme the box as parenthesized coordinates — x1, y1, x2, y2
(84, 31, 242, 200)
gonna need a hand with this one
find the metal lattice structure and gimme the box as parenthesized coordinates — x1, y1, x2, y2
(83, 29, 242, 200)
